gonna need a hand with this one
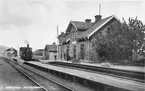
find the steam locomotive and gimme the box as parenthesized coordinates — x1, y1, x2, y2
(19, 44, 32, 61)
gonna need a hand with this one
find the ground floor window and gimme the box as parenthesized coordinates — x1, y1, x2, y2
(54, 55, 57, 60)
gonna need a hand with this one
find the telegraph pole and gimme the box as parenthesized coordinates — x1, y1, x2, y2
(57, 26, 59, 60)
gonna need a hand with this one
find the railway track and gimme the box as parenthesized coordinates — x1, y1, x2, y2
(3, 57, 73, 91)
(48, 61, 145, 83)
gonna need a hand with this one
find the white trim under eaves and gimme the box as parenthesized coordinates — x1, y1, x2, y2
(87, 15, 118, 39)
(70, 22, 78, 31)
(65, 21, 77, 33)
(113, 15, 120, 22)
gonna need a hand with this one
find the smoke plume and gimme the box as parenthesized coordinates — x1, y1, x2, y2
(24, 40, 29, 44)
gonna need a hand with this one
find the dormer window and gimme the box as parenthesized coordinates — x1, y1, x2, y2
(74, 32, 76, 38)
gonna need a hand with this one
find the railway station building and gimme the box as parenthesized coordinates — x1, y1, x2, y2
(58, 14, 119, 62)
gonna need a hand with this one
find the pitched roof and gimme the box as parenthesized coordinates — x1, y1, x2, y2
(60, 15, 119, 43)
(61, 34, 71, 43)
(70, 21, 92, 30)
(38, 49, 45, 51)
(6, 47, 17, 52)
(45, 45, 57, 52)
(78, 15, 119, 39)
(34, 49, 44, 55)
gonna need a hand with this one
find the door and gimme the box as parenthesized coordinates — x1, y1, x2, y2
(66, 46, 69, 60)
(80, 44, 84, 59)
(73, 45, 76, 58)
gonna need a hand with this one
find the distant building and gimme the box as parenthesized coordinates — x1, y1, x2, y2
(33, 49, 44, 56)
(58, 15, 119, 62)
(33, 49, 45, 59)
(44, 42, 58, 60)
(5, 47, 17, 57)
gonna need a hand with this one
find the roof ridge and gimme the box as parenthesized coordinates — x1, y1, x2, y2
(70, 20, 93, 29)
(101, 15, 113, 20)
(87, 15, 118, 38)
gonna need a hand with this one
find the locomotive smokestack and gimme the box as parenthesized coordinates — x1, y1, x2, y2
(27, 44, 29, 48)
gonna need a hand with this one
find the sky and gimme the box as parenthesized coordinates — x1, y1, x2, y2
(0, 0, 145, 51)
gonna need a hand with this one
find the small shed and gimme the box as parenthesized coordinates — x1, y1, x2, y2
(5, 47, 17, 57)
(44, 43, 58, 60)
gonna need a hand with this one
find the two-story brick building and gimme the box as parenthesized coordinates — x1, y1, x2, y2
(58, 15, 119, 62)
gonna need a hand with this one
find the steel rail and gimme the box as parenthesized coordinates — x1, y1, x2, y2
(3, 57, 74, 91)
(3, 58, 48, 91)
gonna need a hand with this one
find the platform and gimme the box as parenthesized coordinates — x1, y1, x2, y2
(27, 61, 144, 91)
(40, 60, 145, 73)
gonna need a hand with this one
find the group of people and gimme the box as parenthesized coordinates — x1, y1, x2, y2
(64, 54, 72, 61)
(63, 54, 81, 63)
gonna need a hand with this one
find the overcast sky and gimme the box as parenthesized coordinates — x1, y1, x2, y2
(0, 0, 144, 50)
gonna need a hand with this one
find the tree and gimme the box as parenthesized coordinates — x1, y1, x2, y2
(107, 20, 134, 61)
(125, 17, 145, 56)
(92, 17, 145, 63)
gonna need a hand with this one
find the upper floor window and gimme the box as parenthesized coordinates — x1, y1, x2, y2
(81, 44, 84, 49)
(72, 32, 76, 39)
(74, 32, 76, 38)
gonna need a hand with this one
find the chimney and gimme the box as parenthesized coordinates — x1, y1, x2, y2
(85, 19, 91, 23)
(53, 42, 56, 45)
(85, 19, 92, 28)
(94, 15, 102, 23)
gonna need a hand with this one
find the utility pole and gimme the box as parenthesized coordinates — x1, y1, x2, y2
(57, 26, 59, 60)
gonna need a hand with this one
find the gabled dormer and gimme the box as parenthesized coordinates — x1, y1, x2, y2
(59, 20, 93, 44)
(65, 20, 93, 40)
